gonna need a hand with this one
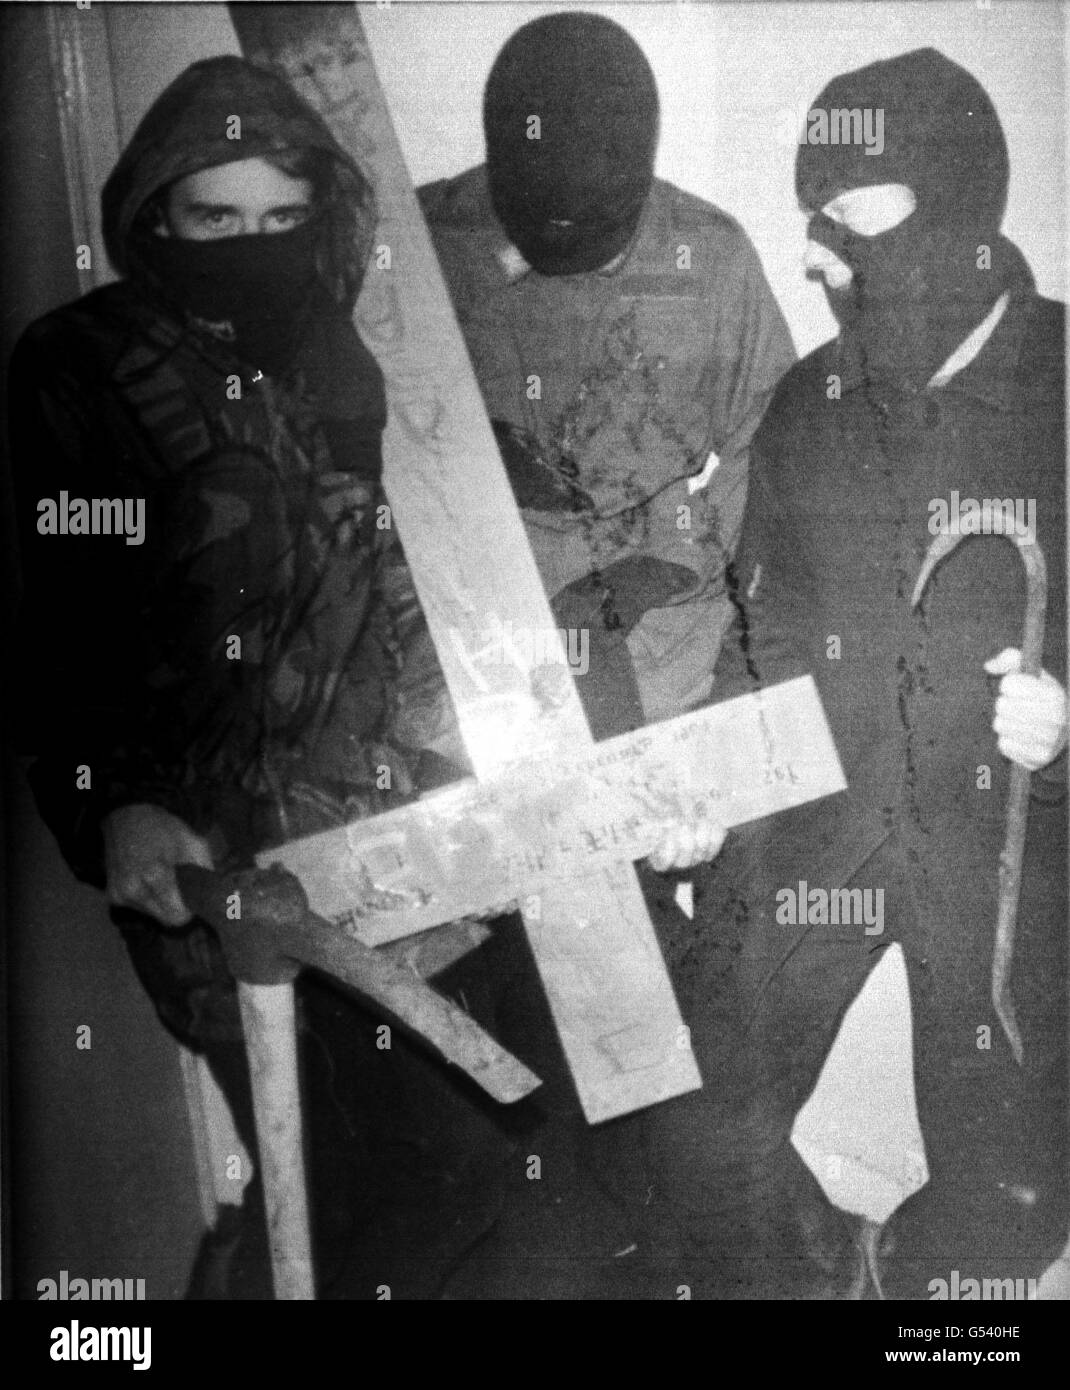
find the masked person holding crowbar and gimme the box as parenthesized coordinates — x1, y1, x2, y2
(696, 48, 1068, 1299)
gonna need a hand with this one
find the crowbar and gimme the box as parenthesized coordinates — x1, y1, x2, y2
(912, 503, 1048, 1065)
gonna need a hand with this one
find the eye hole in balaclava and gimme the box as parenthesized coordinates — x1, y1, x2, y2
(796, 47, 1016, 386)
(805, 183, 918, 298)
(483, 12, 660, 277)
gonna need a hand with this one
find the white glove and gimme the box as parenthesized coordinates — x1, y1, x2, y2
(984, 647, 1068, 771)
(647, 814, 727, 873)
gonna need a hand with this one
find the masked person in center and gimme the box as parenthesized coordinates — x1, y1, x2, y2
(8, 55, 453, 1297)
(399, 12, 835, 1299)
(419, 11, 793, 739)
(699, 47, 1067, 1298)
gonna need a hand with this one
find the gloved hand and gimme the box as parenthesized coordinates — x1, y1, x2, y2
(984, 647, 1069, 771)
(646, 813, 727, 872)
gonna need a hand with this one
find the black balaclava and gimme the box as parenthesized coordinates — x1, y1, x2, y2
(797, 48, 1025, 389)
(483, 12, 659, 277)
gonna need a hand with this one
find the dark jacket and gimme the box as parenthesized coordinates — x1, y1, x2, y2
(714, 274, 1066, 1028)
(10, 57, 428, 885)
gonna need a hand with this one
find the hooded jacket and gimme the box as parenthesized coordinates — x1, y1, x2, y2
(102, 55, 376, 312)
(10, 56, 429, 884)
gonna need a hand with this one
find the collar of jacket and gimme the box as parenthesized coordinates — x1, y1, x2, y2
(121, 290, 265, 384)
(832, 285, 1039, 412)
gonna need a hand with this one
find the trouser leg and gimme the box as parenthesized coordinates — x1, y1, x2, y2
(439, 850, 878, 1298)
(113, 908, 272, 1295)
(632, 848, 882, 1297)
(881, 823, 1069, 1298)
(431, 913, 644, 1299)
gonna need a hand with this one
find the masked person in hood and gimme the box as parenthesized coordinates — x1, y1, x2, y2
(9, 55, 447, 1297)
(696, 48, 1067, 1297)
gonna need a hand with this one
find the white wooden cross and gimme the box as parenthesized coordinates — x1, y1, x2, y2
(228, 1, 846, 1300)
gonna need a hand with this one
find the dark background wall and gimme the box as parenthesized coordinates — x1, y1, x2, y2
(1, 1, 203, 1301)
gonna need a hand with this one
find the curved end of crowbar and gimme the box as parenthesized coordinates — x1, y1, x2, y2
(912, 505, 1044, 611)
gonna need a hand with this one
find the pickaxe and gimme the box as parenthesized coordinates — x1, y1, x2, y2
(173, 862, 542, 1298)
(175, 861, 541, 1105)
(912, 504, 1048, 1065)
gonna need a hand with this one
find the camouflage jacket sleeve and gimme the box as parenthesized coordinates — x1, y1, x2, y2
(8, 328, 199, 887)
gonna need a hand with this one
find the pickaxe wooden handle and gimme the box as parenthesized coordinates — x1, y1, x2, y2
(175, 863, 537, 1301)
(175, 862, 541, 1105)
(912, 505, 1048, 1065)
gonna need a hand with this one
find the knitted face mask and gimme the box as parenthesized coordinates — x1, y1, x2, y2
(797, 49, 1011, 386)
(806, 198, 1007, 387)
(483, 14, 659, 277)
(142, 219, 320, 375)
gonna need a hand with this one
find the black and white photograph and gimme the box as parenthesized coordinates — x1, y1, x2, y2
(0, 0, 1067, 1343)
